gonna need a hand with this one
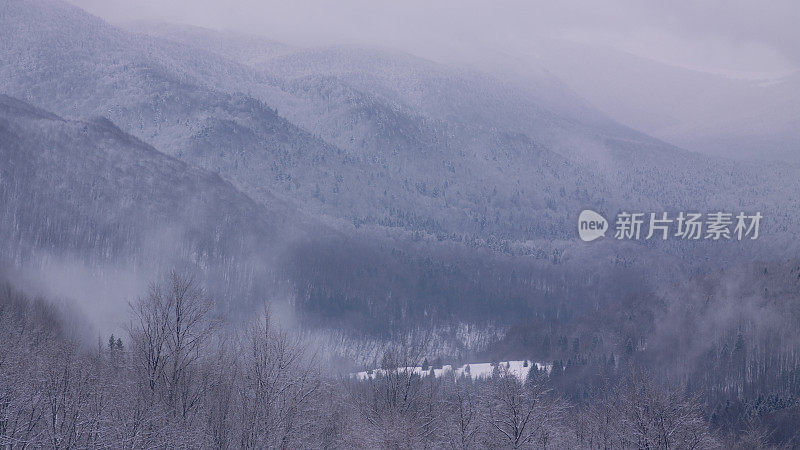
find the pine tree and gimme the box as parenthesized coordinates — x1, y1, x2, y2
(526, 363, 541, 385)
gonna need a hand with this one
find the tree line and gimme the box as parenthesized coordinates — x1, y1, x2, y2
(0, 271, 736, 448)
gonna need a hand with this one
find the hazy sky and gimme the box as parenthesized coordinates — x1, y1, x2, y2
(71, 0, 799, 79)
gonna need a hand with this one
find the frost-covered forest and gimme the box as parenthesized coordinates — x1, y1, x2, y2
(0, 273, 723, 448)
(1, 0, 799, 447)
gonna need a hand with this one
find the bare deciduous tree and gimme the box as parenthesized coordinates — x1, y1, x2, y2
(129, 271, 217, 436)
(484, 364, 566, 449)
(615, 372, 720, 450)
(441, 372, 483, 449)
(236, 306, 323, 449)
(349, 334, 442, 448)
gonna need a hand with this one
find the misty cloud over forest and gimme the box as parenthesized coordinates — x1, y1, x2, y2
(70, 0, 799, 76)
(1, 0, 799, 447)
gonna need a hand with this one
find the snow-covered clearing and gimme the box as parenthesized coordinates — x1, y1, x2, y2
(353, 360, 552, 382)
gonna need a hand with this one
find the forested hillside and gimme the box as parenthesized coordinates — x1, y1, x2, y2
(0, 94, 319, 323)
(0, 272, 727, 448)
(1, 0, 798, 446)
(3, 0, 799, 246)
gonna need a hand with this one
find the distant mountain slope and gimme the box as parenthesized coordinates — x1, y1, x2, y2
(0, 0, 611, 241)
(127, 22, 296, 66)
(1, 0, 799, 347)
(260, 46, 642, 145)
(139, 24, 800, 248)
(0, 95, 669, 345)
(525, 38, 800, 162)
(3, 0, 799, 250)
(0, 94, 311, 320)
(0, 0, 349, 209)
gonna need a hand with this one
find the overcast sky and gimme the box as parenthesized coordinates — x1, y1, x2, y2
(71, 0, 799, 79)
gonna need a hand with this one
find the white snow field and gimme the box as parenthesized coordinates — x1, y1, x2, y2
(354, 360, 552, 382)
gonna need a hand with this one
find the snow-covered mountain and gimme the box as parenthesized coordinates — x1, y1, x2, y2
(2, 0, 799, 337)
(0, 94, 322, 325)
(125, 21, 800, 246)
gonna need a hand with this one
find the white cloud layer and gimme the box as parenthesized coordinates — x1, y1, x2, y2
(70, 0, 799, 77)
